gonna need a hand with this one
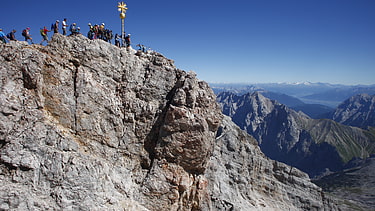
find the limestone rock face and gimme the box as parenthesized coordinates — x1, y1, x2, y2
(0, 35, 338, 210)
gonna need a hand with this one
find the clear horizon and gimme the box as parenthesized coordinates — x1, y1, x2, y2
(1, 0, 374, 85)
(208, 81, 375, 86)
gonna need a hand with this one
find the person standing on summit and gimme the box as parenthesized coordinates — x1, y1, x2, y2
(62, 18, 68, 35)
(52, 20, 59, 34)
(0, 28, 9, 44)
(7, 29, 17, 41)
(125, 34, 131, 48)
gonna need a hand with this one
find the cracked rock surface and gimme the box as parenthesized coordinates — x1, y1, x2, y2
(0, 35, 340, 210)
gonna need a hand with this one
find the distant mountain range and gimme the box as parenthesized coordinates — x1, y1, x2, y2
(211, 82, 375, 108)
(214, 83, 375, 209)
(217, 91, 375, 178)
(258, 91, 334, 119)
(302, 86, 375, 107)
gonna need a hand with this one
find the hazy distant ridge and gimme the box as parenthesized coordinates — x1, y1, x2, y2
(211, 82, 375, 107)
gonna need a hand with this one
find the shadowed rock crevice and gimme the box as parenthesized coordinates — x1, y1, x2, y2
(0, 161, 17, 171)
(21, 67, 37, 90)
(142, 69, 186, 167)
(70, 59, 80, 134)
(0, 139, 6, 149)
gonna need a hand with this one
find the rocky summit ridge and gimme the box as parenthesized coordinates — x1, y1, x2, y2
(1, 34, 339, 210)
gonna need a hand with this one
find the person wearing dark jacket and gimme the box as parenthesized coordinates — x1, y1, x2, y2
(7, 29, 17, 41)
(22, 27, 33, 44)
(52, 20, 59, 34)
(125, 34, 131, 48)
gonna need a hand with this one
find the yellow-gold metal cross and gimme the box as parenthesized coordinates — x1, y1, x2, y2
(118, 2, 128, 14)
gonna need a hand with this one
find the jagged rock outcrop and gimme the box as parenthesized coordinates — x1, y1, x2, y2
(330, 94, 375, 129)
(1, 34, 338, 210)
(217, 91, 375, 177)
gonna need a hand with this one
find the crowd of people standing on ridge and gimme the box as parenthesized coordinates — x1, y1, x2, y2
(1, 18, 134, 49)
(0, 18, 161, 54)
(0, 18, 83, 45)
(87, 23, 112, 42)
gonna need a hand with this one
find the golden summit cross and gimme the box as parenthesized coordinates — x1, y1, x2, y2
(117, 2, 128, 44)
(118, 2, 128, 16)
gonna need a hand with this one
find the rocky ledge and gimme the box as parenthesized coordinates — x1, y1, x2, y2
(0, 34, 340, 210)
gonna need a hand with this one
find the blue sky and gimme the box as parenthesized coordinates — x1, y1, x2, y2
(1, 0, 375, 85)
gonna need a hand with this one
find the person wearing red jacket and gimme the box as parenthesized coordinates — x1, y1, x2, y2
(40, 26, 50, 45)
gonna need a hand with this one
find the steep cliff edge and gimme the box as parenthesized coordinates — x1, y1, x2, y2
(0, 35, 338, 210)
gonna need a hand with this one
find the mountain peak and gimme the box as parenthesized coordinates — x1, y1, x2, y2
(217, 91, 375, 178)
(1, 34, 340, 210)
(332, 93, 375, 129)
